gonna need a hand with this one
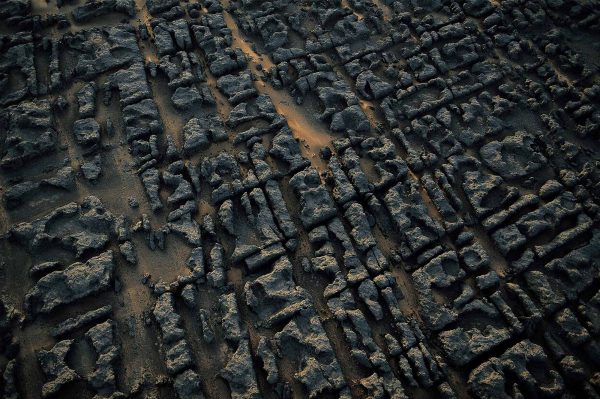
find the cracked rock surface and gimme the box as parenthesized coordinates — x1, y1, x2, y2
(1, 0, 600, 398)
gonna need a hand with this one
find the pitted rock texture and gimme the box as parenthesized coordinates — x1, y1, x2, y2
(1, 0, 600, 398)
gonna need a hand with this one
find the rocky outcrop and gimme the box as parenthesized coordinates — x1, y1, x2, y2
(25, 251, 114, 316)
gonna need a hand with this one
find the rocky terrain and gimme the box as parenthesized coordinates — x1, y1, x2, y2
(0, 0, 600, 398)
